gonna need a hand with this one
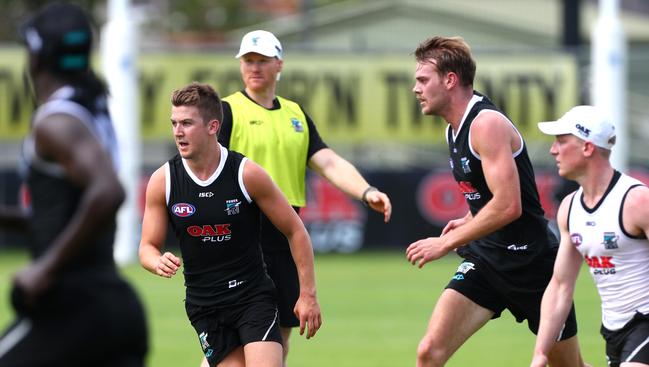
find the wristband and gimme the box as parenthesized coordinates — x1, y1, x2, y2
(361, 186, 378, 206)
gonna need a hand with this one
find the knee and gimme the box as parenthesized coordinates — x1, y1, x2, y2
(416, 338, 448, 367)
(281, 341, 289, 360)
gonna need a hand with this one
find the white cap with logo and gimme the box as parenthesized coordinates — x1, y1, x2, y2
(235, 30, 283, 59)
(538, 105, 616, 150)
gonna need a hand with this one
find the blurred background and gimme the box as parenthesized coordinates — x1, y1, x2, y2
(1, 0, 649, 255)
(1, 1, 648, 366)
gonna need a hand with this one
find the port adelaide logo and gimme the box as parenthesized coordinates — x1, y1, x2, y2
(225, 199, 241, 216)
(602, 232, 619, 250)
(172, 203, 195, 217)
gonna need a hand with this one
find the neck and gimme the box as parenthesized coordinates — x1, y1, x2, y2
(444, 87, 474, 132)
(185, 141, 222, 181)
(578, 161, 615, 206)
(245, 86, 276, 108)
(34, 73, 65, 105)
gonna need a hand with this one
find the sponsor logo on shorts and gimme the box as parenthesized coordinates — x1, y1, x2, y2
(172, 203, 195, 217)
(584, 255, 616, 275)
(228, 279, 245, 288)
(199, 331, 214, 358)
(453, 261, 475, 280)
(507, 244, 528, 251)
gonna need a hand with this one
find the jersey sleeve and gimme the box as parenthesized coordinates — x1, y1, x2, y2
(302, 105, 328, 159)
(218, 101, 233, 148)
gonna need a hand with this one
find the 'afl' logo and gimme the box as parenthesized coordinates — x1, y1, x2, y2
(172, 203, 196, 217)
(570, 233, 583, 247)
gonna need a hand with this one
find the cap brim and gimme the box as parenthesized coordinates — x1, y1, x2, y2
(235, 45, 280, 59)
(538, 120, 571, 136)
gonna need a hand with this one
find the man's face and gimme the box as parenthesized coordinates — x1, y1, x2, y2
(550, 134, 586, 179)
(413, 61, 449, 116)
(239, 52, 283, 92)
(170, 105, 216, 160)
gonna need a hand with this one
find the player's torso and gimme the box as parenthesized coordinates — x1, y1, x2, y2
(166, 148, 268, 305)
(568, 172, 649, 329)
(21, 85, 117, 276)
(448, 93, 553, 269)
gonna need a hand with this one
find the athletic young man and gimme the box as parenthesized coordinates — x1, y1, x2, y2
(218, 29, 392, 365)
(138, 82, 321, 367)
(406, 36, 587, 366)
(531, 105, 649, 367)
(0, 3, 148, 366)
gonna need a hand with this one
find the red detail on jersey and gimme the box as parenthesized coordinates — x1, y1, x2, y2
(458, 181, 477, 193)
(187, 224, 231, 237)
(584, 255, 615, 269)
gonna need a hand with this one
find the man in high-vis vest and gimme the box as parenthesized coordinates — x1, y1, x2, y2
(217, 30, 392, 366)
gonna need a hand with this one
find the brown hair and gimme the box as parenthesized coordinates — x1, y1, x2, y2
(414, 36, 476, 87)
(171, 82, 223, 123)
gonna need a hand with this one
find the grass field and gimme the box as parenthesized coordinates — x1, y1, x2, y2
(0, 249, 606, 366)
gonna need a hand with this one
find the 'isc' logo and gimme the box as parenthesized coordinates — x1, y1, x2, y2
(172, 203, 196, 217)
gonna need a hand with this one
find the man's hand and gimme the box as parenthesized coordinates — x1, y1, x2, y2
(406, 237, 451, 268)
(12, 260, 54, 312)
(293, 293, 322, 339)
(364, 189, 392, 223)
(155, 252, 181, 278)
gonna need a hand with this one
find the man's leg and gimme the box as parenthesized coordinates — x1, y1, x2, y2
(263, 250, 300, 366)
(215, 347, 245, 367)
(280, 327, 292, 366)
(417, 289, 494, 367)
(243, 341, 283, 367)
(547, 335, 589, 367)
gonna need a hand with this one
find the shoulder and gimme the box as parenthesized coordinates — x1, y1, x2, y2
(623, 184, 649, 219)
(148, 164, 168, 188)
(145, 164, 168, 202)
(32, 111, 100, 162)
(469, 111, 519, 155)
(277, 95, 303, 110)
(557, 191, 578, 222)
(471, 109, 514, 136)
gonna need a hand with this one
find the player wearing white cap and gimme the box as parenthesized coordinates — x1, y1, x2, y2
(531, 105, 649, 367)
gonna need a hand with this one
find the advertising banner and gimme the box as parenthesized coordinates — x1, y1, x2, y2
(0, 49, 578, 145)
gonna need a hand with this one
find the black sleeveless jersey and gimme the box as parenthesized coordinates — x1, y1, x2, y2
(166, 147, 274, 306)
(20, 85, 119, 281)
(446, 92, 557, 271)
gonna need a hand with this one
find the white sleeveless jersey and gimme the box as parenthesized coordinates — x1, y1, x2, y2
(568, 172, 649, 330)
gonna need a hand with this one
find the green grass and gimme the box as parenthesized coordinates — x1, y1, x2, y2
(0, 250, 606, 366)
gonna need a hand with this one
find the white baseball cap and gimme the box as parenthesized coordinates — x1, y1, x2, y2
(538, 105, 616, 150)
(235, 30, 283, 59)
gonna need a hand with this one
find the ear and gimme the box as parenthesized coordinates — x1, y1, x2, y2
(444, 72, 458, 90)
(582, 141, 597, 157)
(276, 58, 284, 72)
(208, 119, 220, 136)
